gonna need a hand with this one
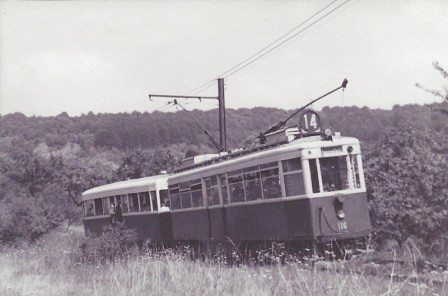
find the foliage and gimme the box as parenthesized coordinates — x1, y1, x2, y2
(116, 149, 178, 180)
(365, 124, 448, 250)
(81, 224, 138, 264)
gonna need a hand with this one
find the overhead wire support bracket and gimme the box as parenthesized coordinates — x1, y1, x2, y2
(148, 78, 227, 152)
(148, 94, 217, 100)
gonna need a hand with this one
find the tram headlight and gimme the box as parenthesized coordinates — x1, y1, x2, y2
(337, 210, 346, 219)
(347, 146, 353, 153)
(324, 128, 333, 137)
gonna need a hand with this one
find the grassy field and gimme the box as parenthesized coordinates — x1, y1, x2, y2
(0, 227, 446, 296)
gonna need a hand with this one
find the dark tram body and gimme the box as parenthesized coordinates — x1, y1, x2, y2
(82, 124, 371, 253)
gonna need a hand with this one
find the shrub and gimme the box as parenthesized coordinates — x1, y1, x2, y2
(80, 223, 138, 264)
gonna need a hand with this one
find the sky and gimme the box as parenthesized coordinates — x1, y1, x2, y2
(0, 0, 447, 117)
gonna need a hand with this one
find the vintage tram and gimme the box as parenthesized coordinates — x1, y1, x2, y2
(81, 110, 371, 257)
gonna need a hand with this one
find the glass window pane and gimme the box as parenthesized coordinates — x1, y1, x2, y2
(210, 175, 218, 186)
(138, 192, 151, 211)
(129, 193, 139, 212)
(85, 200, 94, 217)
(350, 155, 361, 188)
(228, 173, 243, 184)
(179, 181, 190, 190)
(170, 193, 180, 210)
(261, 168, 279, 178)
(244, 171, 260, 181)
(284, 173, 305, 196)
(229, 183, 245, 203)
(191, 190, 203, 207)
(150, 191, 158, 211)
(243, 165, 259, 173)
(262, 176, 282, 199)
(219, 174, 227, 185)
(180, 192, 192, 209)
(282, 158, 302, 172)
(221, 185, 229, 204)
(320, 156, 349, 192)
(103, 197, 110, 214)
(309, 159, 320, 193)
(94, 198, 103, 216)
(207, 187, 220, 206)
(245, 180, 262, 201)
(160, 190, 170, 208)
(120, 195, 129, 213)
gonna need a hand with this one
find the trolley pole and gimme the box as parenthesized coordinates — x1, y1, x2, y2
(149, 78, 227, 152)
(218, 78, 226, 152)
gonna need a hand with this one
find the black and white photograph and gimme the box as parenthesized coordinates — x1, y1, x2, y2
(0, 0, 447, 295)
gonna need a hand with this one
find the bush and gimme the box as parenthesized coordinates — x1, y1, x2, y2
(80, 223, 138, 264)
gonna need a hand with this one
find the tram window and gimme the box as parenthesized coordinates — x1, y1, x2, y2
(228, 170, 243, 183)
(170, 193, 181, 210)
(160, 189, 169, 209)
(190, 181, 203, 208)
(350, 155, 361, 188)
(282, 158, 305, 196)
(320, 156, 349, 192)
(109, 196, 116, 213)
(229, 183, 245, 203)
(179, 181, 190, 190)
(94, 198, 103, 216)
(85, 200, 94, 217)
(118, 195, 129, 213)
(284, 174, 306, 196)
(129, 193, 139, 212)
(228, 170, 245, 203)
(138, 192, 151, 211)
(219, 174, 229, 204)
(309, 159, 320, 193)
(282, 158, 302, 172)
(261, 168, 281, 199)
(150, 191, 158, 211)
(244, 171, 262, 201)
(103, 197, 110, 214)
(192, 189, 203, 207)
(205, 176, 220, 206)
(169, 185, 181, 210)
(180, 192, 192, 209)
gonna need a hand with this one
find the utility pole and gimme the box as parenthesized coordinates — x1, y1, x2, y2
(217, 78, 226, 152)
(149, 78, 227, 152)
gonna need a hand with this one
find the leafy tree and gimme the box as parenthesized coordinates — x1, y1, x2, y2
(365, 126, 448, 250)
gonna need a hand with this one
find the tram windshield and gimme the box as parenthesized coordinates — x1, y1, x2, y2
(311, 154, 361, 193)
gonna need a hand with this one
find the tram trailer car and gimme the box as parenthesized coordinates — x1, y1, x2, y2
(82, 175, 173, 242)
(82, 128, 371, 254)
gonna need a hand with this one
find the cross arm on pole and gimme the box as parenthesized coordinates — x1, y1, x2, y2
(148, 94, 218, 100)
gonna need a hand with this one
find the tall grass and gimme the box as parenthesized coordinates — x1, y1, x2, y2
(0, 227, 446, 296)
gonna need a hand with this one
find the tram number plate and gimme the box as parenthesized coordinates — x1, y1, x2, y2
(338, 221, 348, 231)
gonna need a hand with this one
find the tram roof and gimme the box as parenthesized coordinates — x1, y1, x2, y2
(171, 135, 360, 181)
(82, 174, 168, 200)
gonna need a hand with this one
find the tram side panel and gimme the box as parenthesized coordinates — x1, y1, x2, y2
(171, 209, 209, 242)
(124, 213, 165, 242)
(226, 201, 292, 242)
(284, 199, 315, 241)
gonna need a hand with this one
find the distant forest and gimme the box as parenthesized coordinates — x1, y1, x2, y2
(1, 103, 446, 151)
(0, 103, 447, 256)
